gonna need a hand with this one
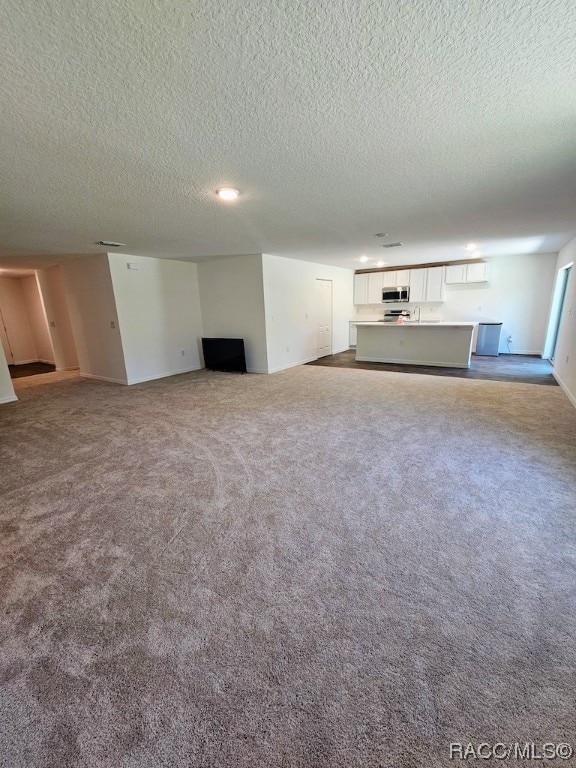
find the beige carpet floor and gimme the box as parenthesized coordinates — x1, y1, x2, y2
(1, 366, 576, 767)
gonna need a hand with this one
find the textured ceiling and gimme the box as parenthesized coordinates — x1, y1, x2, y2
(1, 0, 576, 269)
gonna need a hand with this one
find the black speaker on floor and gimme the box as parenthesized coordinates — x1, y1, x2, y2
(201, 338, 247, 373)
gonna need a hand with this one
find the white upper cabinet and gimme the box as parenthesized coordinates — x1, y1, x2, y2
(445, 264, 468, 284)
(425, 266, 445, 301)
(356, 264, 450, 305)
(367, 271, 383, 303)
(396, 270, 410, 287)
(353, 273, 369, 304)
(408, 266, 445, 303)
(409, 269, 427, 302)
(445, 262, 488, 284)
(466, 262, 488, 282)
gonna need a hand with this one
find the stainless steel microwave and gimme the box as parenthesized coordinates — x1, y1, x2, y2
(382, 286, 410, 303)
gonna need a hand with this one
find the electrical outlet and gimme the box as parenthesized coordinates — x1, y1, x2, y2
(110, 321, 116, 329)
(181, 350, 185, 356)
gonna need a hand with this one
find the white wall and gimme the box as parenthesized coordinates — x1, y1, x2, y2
(108, 253, 203, 384)
(441, 254, 557, 354)
(197, 254, 268, 373)
(355, 253, 558, 354)
(20, 275, 54, 363)
(36, 267, 79, 370)
(0, 277, 38, 364)
(262, 254, 354, 373)
(61, 255, 128, 383)
(549, 236, 576, 407)
(0, 344, 17, 404)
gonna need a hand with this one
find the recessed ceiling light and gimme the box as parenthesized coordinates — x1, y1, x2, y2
(95, 240, 126, 247)
(381, 242, 403, 248)
(216, 187, 240, 201)
(376, 260, 386, 267)
(465, 242, 477, 251)
(374, 233, 389, 238)
(358, 255, 369, 263)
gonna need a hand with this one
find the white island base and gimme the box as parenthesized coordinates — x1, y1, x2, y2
(355, 322, 476, 369)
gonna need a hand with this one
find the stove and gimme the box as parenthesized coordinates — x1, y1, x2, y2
(382, 310, 411, 323)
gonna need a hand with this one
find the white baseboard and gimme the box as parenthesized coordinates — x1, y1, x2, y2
(267, 356, 317, 374)
(553, 371, 576, 409)
(80, 373, 128, 385)
(267, 347, 349, 375)
(11, 358, 55, 365)
(0, 395, 18, 404)
(56, 365, 80, 372)
(126, 365, 203, 385)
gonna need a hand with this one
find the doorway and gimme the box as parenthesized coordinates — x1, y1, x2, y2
(0, 271, 55, 377)
(316, 279, 333, 359)
(0, 266, 79, 386)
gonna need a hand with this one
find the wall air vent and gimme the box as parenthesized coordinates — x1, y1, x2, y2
(95, 240, 126, 247)
(381, 242, 403, 248)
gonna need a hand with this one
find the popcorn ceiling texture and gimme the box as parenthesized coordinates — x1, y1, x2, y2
(1, 365, 576, 766)
(1, 0, 576, 266)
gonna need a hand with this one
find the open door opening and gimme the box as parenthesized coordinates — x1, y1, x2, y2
(0, 266, 79, 391)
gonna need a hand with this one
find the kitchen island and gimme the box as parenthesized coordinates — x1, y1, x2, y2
(355, 322, 476, 368)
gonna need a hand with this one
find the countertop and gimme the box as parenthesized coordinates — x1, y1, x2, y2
(354, 321, 477, 328)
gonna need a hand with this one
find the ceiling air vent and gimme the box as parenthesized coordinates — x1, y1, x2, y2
(95, 240, 125, 247)
(381, 242, 403, 248)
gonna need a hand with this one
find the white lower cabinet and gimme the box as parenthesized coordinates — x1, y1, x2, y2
(349, 322, 357, 347)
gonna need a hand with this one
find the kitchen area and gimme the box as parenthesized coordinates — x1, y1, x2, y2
(349, 261, 500, 369)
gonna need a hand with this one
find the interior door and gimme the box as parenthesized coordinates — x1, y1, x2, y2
(551, 265, 572, 363)
(316, 279, 332, 358)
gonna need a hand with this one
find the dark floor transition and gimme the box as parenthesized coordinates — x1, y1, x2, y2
(8, 362, 56, 379)
(307, 351, 558, 386)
